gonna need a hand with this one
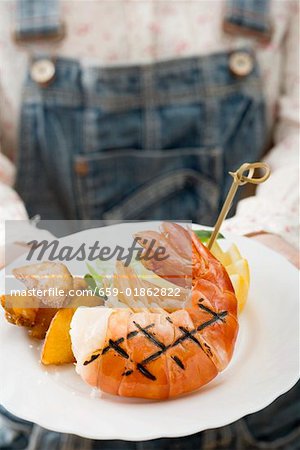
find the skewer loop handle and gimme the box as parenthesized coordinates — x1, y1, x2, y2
(229, 162, 271, 186)
(207, 161, 271, 250)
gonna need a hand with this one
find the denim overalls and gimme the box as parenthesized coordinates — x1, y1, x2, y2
(15, 1, 269, 225)
(1, 0, 299, 449)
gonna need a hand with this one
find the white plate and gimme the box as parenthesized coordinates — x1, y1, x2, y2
(0, 222, 299, 441)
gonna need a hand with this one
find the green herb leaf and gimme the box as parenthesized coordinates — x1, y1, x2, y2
(194, 229, 224, 243)
(84, 273, 97, 290)
(84, 272, 107, 299)
(86, 262, 104, 283)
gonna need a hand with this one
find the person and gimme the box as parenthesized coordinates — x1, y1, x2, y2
(0, 0, 299, 448)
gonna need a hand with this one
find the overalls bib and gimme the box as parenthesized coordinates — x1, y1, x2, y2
(15, 1, 268, 225)
(1, 1, 299, 449)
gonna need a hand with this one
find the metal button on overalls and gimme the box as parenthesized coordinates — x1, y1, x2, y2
(229, 51, 254, 77)
(30, 59, 56, 86)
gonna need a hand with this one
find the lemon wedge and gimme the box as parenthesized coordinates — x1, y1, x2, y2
(210, 241, 250, 313)
(210, 241, 232, 266)
(226, 243, 242, 264)
(229, 273, 249, 313)
(226, 258, 250, 286)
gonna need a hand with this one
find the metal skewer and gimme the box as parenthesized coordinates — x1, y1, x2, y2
(207, 162, 271, 250)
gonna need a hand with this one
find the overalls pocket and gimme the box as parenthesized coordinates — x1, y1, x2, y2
(17, 51, 265, 221)
(73, 147, 222, 223)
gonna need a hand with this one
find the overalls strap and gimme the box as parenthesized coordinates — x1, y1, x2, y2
(14, 0, 271, 44)
(14, 0, 64, 43)
(224, 0, 272, 43)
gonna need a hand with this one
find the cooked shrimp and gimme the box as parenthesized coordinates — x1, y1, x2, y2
(70, 223, 238, 399)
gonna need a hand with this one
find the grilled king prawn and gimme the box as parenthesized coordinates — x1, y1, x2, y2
(70, 223, 239, 399)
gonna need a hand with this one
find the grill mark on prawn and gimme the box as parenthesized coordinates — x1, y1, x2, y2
(126, 330, 138, 339)
(83, 353, 100, 366)
(102, 336, 125, 355)
(177, 326, 203, 349)
(141, 349, 165, 365)
(197, 311, 227, 331)
(198, 303, 226, 322)
(100, 324, 155, 358)
(84, 336, 126, 365)
(108, 339, 129, 359)
(133, 321, 166, 350)
(137, 363, 156, 381)
(171, 355, 185, 369)
(126, 323, 154, 340)
(84, 324, 156, 367)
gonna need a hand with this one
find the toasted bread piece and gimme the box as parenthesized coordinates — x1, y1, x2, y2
(1, 294, 39, 327)
(13, 262, 73, 308)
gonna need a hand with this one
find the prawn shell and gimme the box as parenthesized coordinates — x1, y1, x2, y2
(167, 310, 218, 398)
(98, 309, 131, 395)
(119, 312, 174, 399)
